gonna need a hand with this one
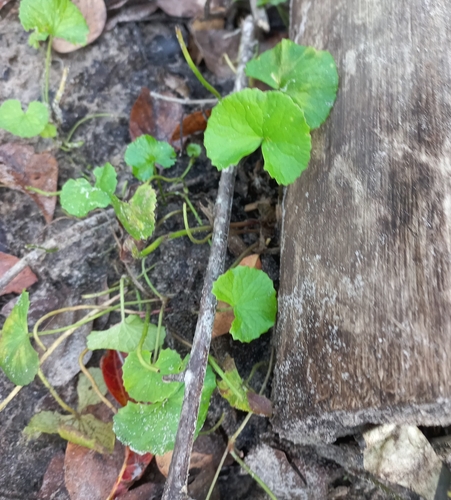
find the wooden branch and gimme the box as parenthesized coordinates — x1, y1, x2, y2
(273, 0, 451, 444)
(0, 210, 116, 293)
(161, 15, 257, 500)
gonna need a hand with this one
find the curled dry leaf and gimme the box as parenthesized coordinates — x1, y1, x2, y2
(157, 0, 205, 18)
(0, 143, 58, 223)
(0, 251, 38, 296)
(171, 109, 211, 144)
(212, 254, 262, 338)
(52, 0, 107, 53)
(129, 87, 183, 143)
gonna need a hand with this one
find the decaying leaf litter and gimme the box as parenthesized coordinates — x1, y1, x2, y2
(0, 1, 395, 499)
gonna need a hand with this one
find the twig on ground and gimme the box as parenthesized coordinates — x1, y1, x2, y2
(161, 15, 257, 500)
(149, 91, 218, 106)
(0, 210, 117, 292)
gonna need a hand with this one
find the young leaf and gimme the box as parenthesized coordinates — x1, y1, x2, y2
(212, 266, 277, 343)
(0, 100, 49, 138)
(24, 411, 115, 454)
(186, 143, 201, 159)
(100, 350, 129, 407)
(110, 184, 157, 241)
(245, 39, 338, 129)
(204, 89, 311, 185)
(88, 315, 165, 353)
(0, 291, 38, 386)
(124, 135, 176, 181)
(113, 365, 216, 455)
(60, 163, 117, 217)
(39, 122, 57, 138)
(77, 367, 108, 412)
(122, 348, 186, 403)
(19, 0, 89, 48)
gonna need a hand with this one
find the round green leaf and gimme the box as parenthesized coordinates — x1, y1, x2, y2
(212, 266, 277, 343)
(0, 292, 39, 386)
(19, 0, 89, 48)
(0, 100, 49, 138)
(124, 135, 176, 181)
(204, 89, 311, 185)
(122, 348, 186, 403)
(60, 178, 111, 217)
(245, 39, 338, 129)
(93, 163, 117, 196)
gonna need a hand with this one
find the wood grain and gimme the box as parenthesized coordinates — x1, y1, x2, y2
(273, 0, 451, 443)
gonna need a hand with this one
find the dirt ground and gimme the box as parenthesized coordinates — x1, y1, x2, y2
(0, 2, 409, 499)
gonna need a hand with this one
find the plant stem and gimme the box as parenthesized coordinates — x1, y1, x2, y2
(44, 36, 53, 105)
(208, 355, 243, 401)
(230, 449, 277, 500)
(0, 386, 22, 413)
(153, 302, 165, 364)
(136, 307, 160, 372)
(175, 27, 222, 100)
(65, 113, 122, 144)
(78, 348, 117, 413)
(37, 369, 78, 416)
(120, 277, 125, 323)
(25, 187, 61, 196)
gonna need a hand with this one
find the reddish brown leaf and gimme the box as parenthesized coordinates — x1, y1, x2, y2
(171, 109, 211, 142)
(37, 452, 68, 500)
(108, 447, 153, 498)
(247, 391, 273, 417)
(129, 87, 183, 143)
(0, 251, 38, 296)
(53, 0, 107, 53)
(100, 350, 130, 407)
(0, 143, 58, 223)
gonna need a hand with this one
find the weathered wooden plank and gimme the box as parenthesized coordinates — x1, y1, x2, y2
(273, 0, 451, 443)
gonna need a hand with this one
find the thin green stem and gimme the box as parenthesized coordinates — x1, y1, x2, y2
(153, 302, 165, 364)
(182, 196, 204, 228)
(65, 113, 120, 144)
(141, 258, 163, 300)
(230, 449, 277, 500)
(0, 386, 22, 413)
(44, 36, 53, 105)
(245, 361, 268, 386)
(183, 203, 209, 245)
(156, 209, 183, 229)
(180, 158, 195, 180)
(37, 369, 78, 416)
(175, 27, 221, 100)
(136, 307, 159, 373)
(120, 277, 125, 323)
(200, 413, 225, 436)
(82, 285, 121, 298)
(139, 225, 212, 257)
(208, 356, 243, 402)
(25, 187, 61, 196)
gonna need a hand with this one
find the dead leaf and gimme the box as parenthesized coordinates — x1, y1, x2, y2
(37, 452, 68, 500)
(53, 0, 107, 53)
(108, 447, 153, 498)
(156, 0, 205, 18)
(0, 143, 58, 223)
(129, 87, 183, 143)
(171, 109, 211, 143)
(0, 251, 38, 296)
(212, 255, 262, 338)
(0, 0, 13, 11)
(162, 73, 190, 98)
(247, 391, 273, 417)
(157, 450, 212, 478)
(189, 21, 241, 79)
(105, 3, 158, 31)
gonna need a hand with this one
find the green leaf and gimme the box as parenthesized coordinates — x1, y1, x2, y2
(87, 315, 165, 353)
(257, 0, 286, 5)
(24, 411, 115, 454)
(39, 122, 57, 138)
(113, 365, 216, 455)
(77, 367, 108, 412)
(125, 135, 176, 181)
(245, 39, 338, 129)
(19, 0, 89, 48)
(60, 164, 117, 217)
(111, 184, 157, 241)
(204, 89, 311, 185)
(0, 100, 49, 138)
(186, 143, 201, 159)
(212, 266, 277, 343)
(122, 348, 186, 403)
(0, 292, 38, 386)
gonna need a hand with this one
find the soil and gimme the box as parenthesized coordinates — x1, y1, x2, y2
(0, 2, 404, 500)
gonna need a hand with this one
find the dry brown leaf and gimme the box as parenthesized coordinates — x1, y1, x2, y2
(189, 21, 241, 79)
(0, 143, 58, 223)
(156, 450, 213, 478)
(156, 0, 205, 18)
(212, 254, 261, 338)
(37, 452, 68, 500)
(52, 0, 107, 53)
(129, 87, 183, 143)
(171, 109, 211, 143)
(105, 3, 158, 30)
(0, 251, 38, 296)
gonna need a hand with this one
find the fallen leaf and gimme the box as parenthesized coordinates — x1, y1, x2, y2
(0, 251, 38, 296)
(52, 0, 107, 53)
(0, 0, 14, 11)
(37, 452, 68, 500)
(0, 143, 58, 223)
(100, 350, 130, 406)
(156, 0, 205, 18)
(163, 73, 190, 98)
(212, 254, 262, 338)
(129, 87, 183, 143)
(108, 447, 153, 498)
(189, 21, 241, 79)
(105, 3, 158, 31)
(171, 109, 211, 144)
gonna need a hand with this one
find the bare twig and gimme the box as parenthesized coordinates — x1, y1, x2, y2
(250, 0, 270, 32)
(161, 15, 257, 500)
(149, 91, 218, 106)
(0, 210, 117, 292)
